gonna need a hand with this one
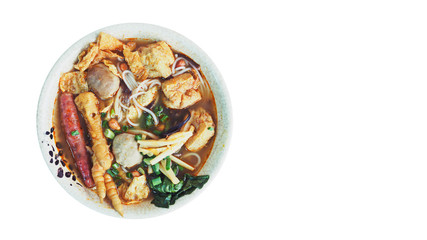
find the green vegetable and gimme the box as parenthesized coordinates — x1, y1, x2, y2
(160, 115, 169, 123)
(112, 162, 120, 169)
(153, 130, 162, 135)
(101, 112, 106, 118)
(102, 120, 108, 128)
(208, 126, 214, 131)
(137, 167, 145, 175)
(152, 163, 160, 175)
(104, 128, 115, 139)
(106, 169, 117, 178)
(152, 176, 162, 186)
(135, 134, 143, 141)
(110, 108, 115, 117)
(71, 130, 79, 136)
(126, 172, 133, 179)
(151, 174, 209, 208)
(154, 105, 163, 116)
(143, 157, 154, 165)
(122, 125, 129, 132)
(165, 157, 171, 170)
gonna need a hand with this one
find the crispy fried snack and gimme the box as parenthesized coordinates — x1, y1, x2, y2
(74, 92, 113, 170)
(74, 43, 99, 72)
(75, 92, 113, 202)
(91, 159, 106, 202)
(59, 71, 88, 94)
(104, 172, 123, 216)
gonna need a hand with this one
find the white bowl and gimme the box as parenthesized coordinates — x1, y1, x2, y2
(37, 23, 232, 218)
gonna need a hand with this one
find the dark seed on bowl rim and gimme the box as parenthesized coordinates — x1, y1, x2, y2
(65, 172, 71, 178)
(57, 168, 64, 178)
(55, 160, 59, 165)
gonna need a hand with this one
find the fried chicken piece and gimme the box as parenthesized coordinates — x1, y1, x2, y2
(74, 92, 113, 170)
(104, 172, 123, 216)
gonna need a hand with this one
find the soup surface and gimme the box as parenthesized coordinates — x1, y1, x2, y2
(53, 32, 216, 216)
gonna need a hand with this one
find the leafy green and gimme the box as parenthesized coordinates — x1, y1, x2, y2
(151, 174, 209, 208)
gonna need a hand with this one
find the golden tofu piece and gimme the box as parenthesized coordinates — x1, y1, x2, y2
(138, 41, 174, 78)
(123, 45, 148, 81)
(162, 73, 201, 109)
(59, 71, 88, 94)
(184, 108, 215, 152)
(74, 43, 99, 72)
(97, 32, 124, 51)
(123, 175, 150, 202)
(91, 50, 122, 66)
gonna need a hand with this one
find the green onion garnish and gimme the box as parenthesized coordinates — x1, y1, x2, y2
(160, 115, 169, 123)
(165, 156, 171, 170)
(144, 157, 154, 165)
(71, 130, 79, 136)
(104, 128, 115, 139)
(110, 108, 115, 117)
(101, 112, 106, 118)
(137, 167, 145, 175)
(208, 126, 214, 131)
(122, 125, 129, 132)
(106, 169, 116, 177)
(153, 130, 162, 135)
(152, 163, 160, 175)
(126, 172, 133, 179)
(112, 162, 120, 169)
(151, 176, 162, 186)
(135, 134, 142, 141)
(102, 120, 108, 128)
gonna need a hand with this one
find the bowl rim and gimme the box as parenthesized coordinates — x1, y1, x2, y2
(36, 22, 232, 218)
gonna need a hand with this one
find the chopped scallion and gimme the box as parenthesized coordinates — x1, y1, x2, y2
(152, 163, 160, 175)
(122, 125, 129, 132)
(112, 162, 120, 169)
(165, 156, 171, 170)
(208, 126, 214, 131)
(160, 115, 169, 123)
(126, 172, 133, 179)
(137, 167, 145, 175)
(71, 130, 79, 136)
(152, 176, 162, 186)
(104, 128, 115, 139)
(135, 134, 143, 141)
(102, 120, 108, 128)
(101, 112, 106, 118)
(110, 108, 115, 117)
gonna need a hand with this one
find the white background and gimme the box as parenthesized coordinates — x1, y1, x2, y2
(2, 0, 427, 239)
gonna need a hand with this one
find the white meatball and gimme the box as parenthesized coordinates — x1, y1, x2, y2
(112, 133, 142, 168)
(87, 63, 120, 100)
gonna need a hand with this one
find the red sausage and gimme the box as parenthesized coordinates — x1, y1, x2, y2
(59, 92, 95, 188)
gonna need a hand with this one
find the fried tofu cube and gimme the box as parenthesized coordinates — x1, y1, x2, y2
(97, 32, 124, 51)
(59, 71, 88, 94)
(74, 43, 99, 72)
(184, 108, 215, 152)
(123, 45, 147, 81)
(123, 175, 150, 202)
(138, 41, 175, 78)
(162, 73, 202, 109)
